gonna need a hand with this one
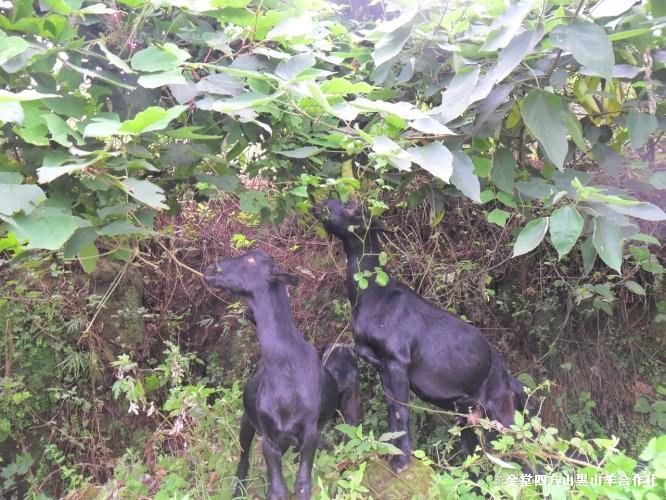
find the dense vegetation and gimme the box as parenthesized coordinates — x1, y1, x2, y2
(0, 0, 665, 497)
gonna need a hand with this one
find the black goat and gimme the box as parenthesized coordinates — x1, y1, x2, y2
(320, 344, 360, 427)
(204, 250, 338, 499)
(314, 199, 525, 473)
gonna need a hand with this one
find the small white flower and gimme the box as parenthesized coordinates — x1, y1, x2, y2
(147, 401, 156, 417)
(128, 402, 139, 415)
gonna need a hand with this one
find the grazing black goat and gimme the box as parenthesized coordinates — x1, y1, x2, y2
(204, 250, 338, 499)
(314, 199, 525, 473)
(320, 344, 360, 427)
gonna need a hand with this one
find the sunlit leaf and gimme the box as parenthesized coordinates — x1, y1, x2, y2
(551, 22, 614, 81)
(0, 183, 45, 216)
(118, 106, 186, 134)
(451, 151, 481, 203)
(131, 43, 191, 72)
(373, 26, 412, 67)
(513, 217, 549, 257)
(487, 208, 510, 227)
(407, 143, 453, 182)
(121, 178, 168, 210)
(549, 206, 584, 259)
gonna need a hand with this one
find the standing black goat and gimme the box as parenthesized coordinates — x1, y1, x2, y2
(314, 199, 525, 474)
(204, 250, 338, 499)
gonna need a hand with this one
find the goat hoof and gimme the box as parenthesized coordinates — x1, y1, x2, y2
(388, 454, 411, 474)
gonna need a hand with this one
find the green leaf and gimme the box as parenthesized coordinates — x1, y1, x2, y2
(276, 147, 320, 159)
(521, 90, 568, 169)
(513, 217, 549, 257)
(626, 110, 658, 149)
(549, 206, 584, 259)
(238, 191, 269, 214)
(97, 42, 134, 73)
(625, 280, 646, 296)
(320, 78, 374, 95)
(291, 185, 309, 198)
(430, 66, 480, 124)
(634, 396, 651, 413)
(83, 115, 122, 137)
(210, 91, 283, 113)
(408, 118, 455, 135)
(581, 236, 597, 273)
(551, 22, 614, 81)
(593, 217, 623, 273)
(450, 151, 481, 203)
(137, 69, 186, 89)
(373, 26, 412, 67)
(606, 202, 666, 221)
(63, 227, 98, 258)
(3, 207, 86, 250)
(130, 43, 190, 72)
(120, 178, 168, 210)
(591, 0, 637, 18)
(118, 106, 186, 135)
(487, 208, 510, 227)
(491, 148, 515, 193)
(375, 269, 389, 287)
(77, 243, 99, 274)
(372, 136, 412, 171)
(407, 143, 453, 183)
(0, 183, 45, 216)
(0, 36, 30, 65)
(275, 52, 316, 81)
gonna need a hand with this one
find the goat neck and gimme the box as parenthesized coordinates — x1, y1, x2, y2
(341, 227, 384, 304)
(247, 281, 304, 361)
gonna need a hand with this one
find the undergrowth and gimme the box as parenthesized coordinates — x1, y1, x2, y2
(1, 196, 664, 497)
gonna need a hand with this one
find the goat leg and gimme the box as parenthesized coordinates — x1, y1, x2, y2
(294, 430, 319, 500)
(262, 439, 288, 500)
(378, 362, 412, 474)
(234, 412, 256, 497)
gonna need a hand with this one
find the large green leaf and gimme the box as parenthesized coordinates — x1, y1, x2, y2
(549, 205, 584, 259)
(407, 143, 453, 183)
(513, 217, 549, 257)
(0, 183, 45, 215)
(450, 151, 481, 203)
(372, 136, 411, 171)
(238, 191, 270, 214)
(521, 90, 568, 170)
(77, 242, 100, 274)
(121, 178, 168, 210)
(593, 217, 623, 272)
(210, 91, 283, 113)
(626, 110, 658, 149)
(131, 43, 191, 72)
(373, 26, 412, 67)
(275, 52, 316, 81)
(3, 207, 88, 250)
(118, 106, 186, 135)
(607, 202, 666, 221)
(0, 36, 30, 65)
(430, 66, 480, 124)
(550, 22, 614, 81)
(491, 148, 515, 193)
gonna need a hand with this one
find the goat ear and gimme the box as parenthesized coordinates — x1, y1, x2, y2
(271, 265, 299, 286)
